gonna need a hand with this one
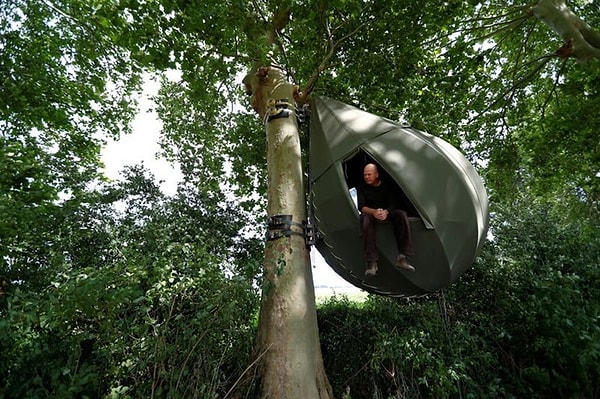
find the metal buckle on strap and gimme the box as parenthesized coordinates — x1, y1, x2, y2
(266, 215, 316, 246)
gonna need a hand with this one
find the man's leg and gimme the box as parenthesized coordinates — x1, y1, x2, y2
(389, 209, 415, 271)
(388, 209, 414, 256)
(361, 214, 378, 276)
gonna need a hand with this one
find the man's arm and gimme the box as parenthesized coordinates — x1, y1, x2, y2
(361, 206, 379, 216)
(358, 185, 388, 219)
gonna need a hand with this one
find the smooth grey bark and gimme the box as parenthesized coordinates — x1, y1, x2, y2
(241, 66, 334, 399)
(533, 0, 600, 61)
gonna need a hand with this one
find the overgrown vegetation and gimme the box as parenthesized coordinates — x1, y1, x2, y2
(2, 188, 599, 398)
(0, 168, 262, 399)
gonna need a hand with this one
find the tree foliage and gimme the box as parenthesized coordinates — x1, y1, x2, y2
(1, 167, 262, 398)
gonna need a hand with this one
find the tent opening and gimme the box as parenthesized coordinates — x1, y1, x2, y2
(342, 149, 420, 218)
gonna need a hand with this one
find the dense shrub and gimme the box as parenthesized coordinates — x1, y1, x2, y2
(449, 201, 600, 398)
(318, 294, 467, 399)
(1, 171, 262, 399)
(0, 264, 258, 399)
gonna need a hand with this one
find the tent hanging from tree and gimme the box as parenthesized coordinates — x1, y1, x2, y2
(309, 96, 490, 297)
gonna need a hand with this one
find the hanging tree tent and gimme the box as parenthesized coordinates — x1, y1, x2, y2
(308, 96, 489, 297)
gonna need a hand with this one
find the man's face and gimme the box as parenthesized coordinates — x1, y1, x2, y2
(363, 166, 379, 186)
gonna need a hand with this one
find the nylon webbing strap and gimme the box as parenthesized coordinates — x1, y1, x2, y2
(266, 215, 307, 242)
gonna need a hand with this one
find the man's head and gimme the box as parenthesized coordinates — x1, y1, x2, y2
(363, 163, 380, 187)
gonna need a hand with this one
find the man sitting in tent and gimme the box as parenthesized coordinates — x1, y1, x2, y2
(357, 163, 415, 276)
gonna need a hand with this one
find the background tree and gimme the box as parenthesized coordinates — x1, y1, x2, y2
(1, 0, 141, 291)
(1, 166, 262, 398)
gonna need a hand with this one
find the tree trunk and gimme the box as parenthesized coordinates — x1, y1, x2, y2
(240, 66, 334, 399)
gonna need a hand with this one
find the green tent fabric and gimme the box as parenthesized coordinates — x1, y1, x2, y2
(309, 96, 489, 297)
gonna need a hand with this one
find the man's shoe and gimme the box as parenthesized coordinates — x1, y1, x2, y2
(365, 260, 378, 276)
(396, 254, 415, 272)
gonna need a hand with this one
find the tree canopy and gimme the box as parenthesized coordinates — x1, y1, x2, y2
(4, 0, 598, 213)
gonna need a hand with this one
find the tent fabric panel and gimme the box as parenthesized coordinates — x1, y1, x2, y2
(309, 96, 396, 181)
(426, 132, 490, 254)
(311, 169, 358, 234)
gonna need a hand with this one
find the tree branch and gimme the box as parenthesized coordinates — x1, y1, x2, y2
(422, 5, 532, 48)
(540, 58, 569, 120)
(296, 16, 373, 104)
(533, 0, 600, 62)
(469, 54, 555, 123)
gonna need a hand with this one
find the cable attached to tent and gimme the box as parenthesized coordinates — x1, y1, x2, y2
(297, 102, 317, 247)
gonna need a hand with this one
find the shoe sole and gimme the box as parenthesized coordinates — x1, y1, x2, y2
(396, 264, 415, 272)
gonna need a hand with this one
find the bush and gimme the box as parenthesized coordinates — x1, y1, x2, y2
(318, 294, 468, 399)
(0, 259, 259, 399)
(448, 200, 600, 398)
(0, 172, 262, 399)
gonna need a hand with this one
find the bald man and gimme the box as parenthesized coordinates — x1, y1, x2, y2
(357, 163, 415, 276)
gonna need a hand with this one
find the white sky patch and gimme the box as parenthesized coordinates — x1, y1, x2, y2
(311, 250, 361, 295)
(101, 74, 182, 195)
